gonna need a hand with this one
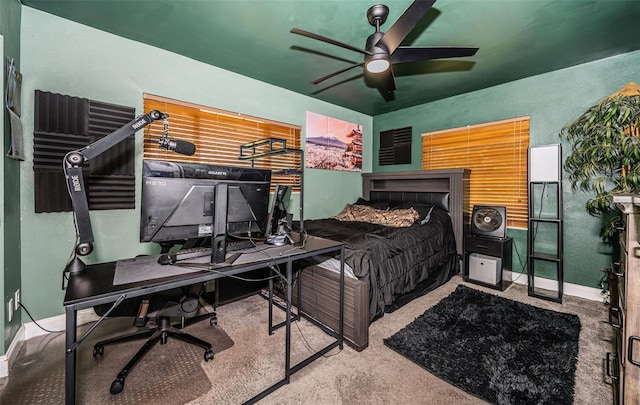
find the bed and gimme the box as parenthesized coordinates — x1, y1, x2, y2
(292, 169, 470, 351)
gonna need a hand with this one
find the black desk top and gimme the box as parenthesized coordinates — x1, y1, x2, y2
(64, 233, 343, 310)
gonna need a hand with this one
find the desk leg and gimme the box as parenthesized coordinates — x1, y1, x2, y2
(285, 259, 292, 383)
(339, 246, 344, 349)
(65, 307, 77, 405)
(268, 276, 274, 335)
(296, 268, 302, 322)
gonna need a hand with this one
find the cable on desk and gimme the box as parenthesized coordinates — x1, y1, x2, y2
(253, 230, 310, 283)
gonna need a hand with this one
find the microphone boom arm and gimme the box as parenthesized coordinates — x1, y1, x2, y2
(63, 110, 168, 274)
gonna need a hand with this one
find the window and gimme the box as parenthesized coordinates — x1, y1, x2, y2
(142, 95, 302, 191)
(422, 117, 530, 228)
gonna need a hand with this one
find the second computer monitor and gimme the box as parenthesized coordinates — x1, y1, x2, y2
(265, 184, 292, 238)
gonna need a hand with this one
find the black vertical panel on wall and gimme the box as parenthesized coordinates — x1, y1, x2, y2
(87, 100, 136, 209)
(379, 126, 412, 165)
(33, 90, 135, 213)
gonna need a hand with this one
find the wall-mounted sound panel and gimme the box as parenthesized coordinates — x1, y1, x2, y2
(379, 126, 411, 165)
(33, 90, 135, 213)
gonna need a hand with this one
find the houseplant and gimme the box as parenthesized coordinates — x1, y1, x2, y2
(560, 82, 640, 242)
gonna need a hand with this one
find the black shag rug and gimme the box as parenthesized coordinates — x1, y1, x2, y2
(384, 285, 581, 405)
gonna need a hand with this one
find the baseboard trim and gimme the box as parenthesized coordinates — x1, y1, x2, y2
(505, 271, 605, 302)
(0, 325, 25, 378)
(0, 309, 98, 378)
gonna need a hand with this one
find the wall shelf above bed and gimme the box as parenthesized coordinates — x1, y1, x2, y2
(238, 137, 305, 230)
(238, 137, 303, 175)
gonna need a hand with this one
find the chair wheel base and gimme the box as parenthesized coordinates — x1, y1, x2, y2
(204, 349, 214, 361)
(110, 377, 124, 395)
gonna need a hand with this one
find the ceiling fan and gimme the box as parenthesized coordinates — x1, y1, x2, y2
(291, 0, 479, 93)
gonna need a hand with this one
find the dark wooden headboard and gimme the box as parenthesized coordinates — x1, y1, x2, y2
(362, 169, 470, 255)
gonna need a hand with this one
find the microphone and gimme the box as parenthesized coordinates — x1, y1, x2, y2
(154, 137, 196, 156)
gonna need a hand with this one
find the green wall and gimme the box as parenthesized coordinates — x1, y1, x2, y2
(1, 0, 22, 355)
(18, 7, 371, 322)
(6, 3, 640, 351)
(372, 49, 640, 288)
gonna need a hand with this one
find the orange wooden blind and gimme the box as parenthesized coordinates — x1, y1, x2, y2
(143, 94, 302, 191)
(422, 117, 530, 228)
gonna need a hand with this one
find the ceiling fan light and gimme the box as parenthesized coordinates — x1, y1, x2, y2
(366, 57, 390, 73)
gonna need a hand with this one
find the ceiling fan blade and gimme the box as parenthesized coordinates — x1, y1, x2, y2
(312, 62, 364, 85)
(369, 69, 396, 93)
(392, 46, 479, 63)
(291, 28, 372, 56)
(377, 0, 436, 54)
(378, 86, 396, 102)
(383, 69, 396, 92)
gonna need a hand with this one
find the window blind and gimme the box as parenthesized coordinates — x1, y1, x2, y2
(422, 117, 530, 228)
(142, 95, 302, 191)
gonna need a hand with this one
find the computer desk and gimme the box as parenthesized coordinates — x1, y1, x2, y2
(63, 233, 345, 405)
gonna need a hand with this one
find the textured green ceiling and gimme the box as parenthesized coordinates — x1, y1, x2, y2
(20, 0, 640, 116)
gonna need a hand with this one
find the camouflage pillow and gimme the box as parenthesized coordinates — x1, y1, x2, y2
(332, 204, 419, 227)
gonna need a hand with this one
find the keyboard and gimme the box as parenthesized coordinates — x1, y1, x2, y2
(157, 240, 257, 265)
(157, 247, 211, 265)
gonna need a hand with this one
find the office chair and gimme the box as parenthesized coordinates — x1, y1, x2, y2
(92, 283, 216, 395)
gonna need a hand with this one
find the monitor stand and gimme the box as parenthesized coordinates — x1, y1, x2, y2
(266, 214, 294, 246)
(211, 183, 228, 264)
(266, 234, 289, 246)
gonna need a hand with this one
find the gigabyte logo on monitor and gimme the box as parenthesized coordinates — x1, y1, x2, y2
(208, 170, 227, 176)
(145, 180, 167, 187)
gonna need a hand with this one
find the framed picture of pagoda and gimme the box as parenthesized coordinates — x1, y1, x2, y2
(305, 111, 362, 172)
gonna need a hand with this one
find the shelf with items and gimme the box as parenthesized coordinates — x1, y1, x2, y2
(527, 180, 563, 302)
(238, 137, 304, 231)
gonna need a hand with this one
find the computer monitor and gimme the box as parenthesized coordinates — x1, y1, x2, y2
(265, 184, 292, 245)
(140, 159, 272, 256)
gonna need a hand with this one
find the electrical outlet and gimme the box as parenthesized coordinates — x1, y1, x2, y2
(14, 289, 20, 311)
(7, 299, 13, 322)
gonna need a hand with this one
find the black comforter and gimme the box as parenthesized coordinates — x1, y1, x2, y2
(303, 207, 458, 322)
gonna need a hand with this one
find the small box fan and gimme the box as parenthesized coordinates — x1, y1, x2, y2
(470, 205, 506, 239)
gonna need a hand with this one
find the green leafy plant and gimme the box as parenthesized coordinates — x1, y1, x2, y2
(560, 83, 640, 242)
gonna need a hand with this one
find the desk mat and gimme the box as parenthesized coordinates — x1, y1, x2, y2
(230, 245, 305, 265)
(113, 255, 205, 285)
